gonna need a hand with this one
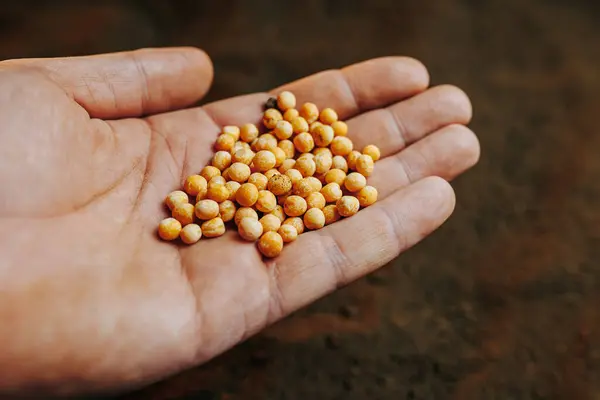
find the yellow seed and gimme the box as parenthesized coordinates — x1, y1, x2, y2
(278, 158, 296, 173)
(236, 183, 259, 207)
(207, 184, 230, 203)
(202, 217, 226, 238)
(293, 132, 315, 153)
(300, 102, 319, 124)
(222, 126, 240, 141)
(283, 217, 305, 234)
(313, 147, 333, 158)
(314, 153, 333, 175)
(232, 148, 255, 165)
(312, 124, 334, 147)
(270, 205, 286, 223)
(278, 224, 298, 243)
(221, 167, 231, 181)
(325, 169, 347, 186)
(336, 196, 360, 217)
(309, 121, 323, 133)
(212, 151, 232, 171)
(274, 120, 294, 140)
(256, 190, 277, 213)
(344, 172, 367, 192)
(331, 121, 348, 136)
(180, 223, 202, 244)
(363, 144, 381, 161)
(277, 91, 296, 111)
(234, 207, 259, 225)
(263, 108, 283, 130)
(183, 175, 207, 197)
(214, 134, 236, 152)
(291, 116, 309, 134)
(330, 136, 353, 156)
(297, 152, 315, 160)
(255, 133, 279, 152)
(272, 147, 287, 168)
(284, 195, 308, 217)
(278, 139, 295, 159)
(323, 204, 341, 225)
(209, 176, 227, 188)
(219, 200, 237, 222)
(260, 213, 282, 233)
(248, 173, 268, 190)
(200, 165, 221, 182)
(165, 190, 189, 211)
(303, 208, 326, 230)
(258, 231, 284, 258)
(357, 186, 378, 207)
(195, 199, 220, 220)
(356, 154, 375, 177)
(305, 176, 322, 192)
(231, 141, 249, 155)
(158, 217, 182, 241)
(172, 202, 195, 226)
(240, 123, 259, 143)
(238, 217, 264, 241)
(295, 157, 316, 177)
(346, 150, 362, 171)
(321, 182, 343, 203)
(266, 174, 291, 196)
(293, 178, 315, 198)
(306, 192, 326, 209)
(319, 108, 338, 125)
(253, 150, 277, 172)
(228, 162, 252, 183)
(264, 169, 280, 180)
(332, 155, 349, 173)
(283, 108, 299, 122)
(285, 168, 304, 184)
(225, 181, 241, 201)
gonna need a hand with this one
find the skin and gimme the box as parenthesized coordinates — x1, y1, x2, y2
(0, 47, 479, 397)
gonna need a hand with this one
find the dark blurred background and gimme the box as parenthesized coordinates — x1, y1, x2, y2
(3, 0, 600, 399)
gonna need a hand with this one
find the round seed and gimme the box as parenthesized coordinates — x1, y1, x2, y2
(315, 153, 333, 175)
(277, 91, 296, 111)
(283, 217, 305, 235)
(325, 169, 347, 186)
(306, 192, 326, 209)
(265, 169, 280, 180)
(336, 196, 360, 217)
(330, 136, 353, 156)
(212, 151, 232, 171)
(200, 166, 221, 182)
(304, 208, 326, 230)
(331, 121, 348, 136)
(248, 173, 269, 190)
(323, 204, 341, 225)
(202, 217, 226, 238)
(346, 151, 362, 171)
(285, 168, 304, 184)
(278, 139, 295, 159)
(195, 199, 220, 220)
(183, 175, 208, 197)
(278, 224, 298, 243)
(260, 213, 282, 233)
(234, 207, 259, 226)
(284, 195, 308, 217)
(268, 174, 293, 196)
(293, 178, 315, 198)
(256, 190, 277, 213)
(214, 134, 236, 152)
(291, 116, 309, 134)
(172, 202, 195, 226)
(236, 183, 259, 207)
(180, 223, 202, 244)
(363, 144, 381, 161)
(263, 108, 283, 129)
(356, 154, 375, 177)
(272, 147, 287, 167)
(238, 217, 264, 242)
(321, 182, 343, 203)
(207, 184, 230, 203)
(240, 123, 259, 143)
(253, 150, 277, 172)
(295, 157, 316, 177)
(344, 172, 367, 192)
(312, 124, 334, 147)
(225, 181, 241, 201)
(299, 102, 319, 124)
(274, 120, 294, 140)
(332, 155, 348, 172)
(258, 231, 284, 258)
(219, 200, 237, 222)
(319, 108, 338, 125)
(270, 205, 286, 223)
(165, 190, 189, 211)
(232, 148, 255, 165)
(228, 162, 251, 183)
(158, 217, 182, 241)
(278, 158, 296, 173)
(222, 126, 240, 141)
(283, 108, 299, 122)
(293, 132, 315, 153)
(357, 186, 378, 207)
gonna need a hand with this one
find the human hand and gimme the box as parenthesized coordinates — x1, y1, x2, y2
(0, 47, 479, 397)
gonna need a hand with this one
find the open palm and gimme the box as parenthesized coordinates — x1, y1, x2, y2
(0, 47, 478, 396)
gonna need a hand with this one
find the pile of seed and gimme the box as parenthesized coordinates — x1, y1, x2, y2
(158, 91, 380, 258)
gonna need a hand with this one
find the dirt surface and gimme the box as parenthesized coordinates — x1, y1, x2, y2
(2, 0, 599, 398)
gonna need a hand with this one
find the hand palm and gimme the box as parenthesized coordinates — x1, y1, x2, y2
(0, 48, 478, 396)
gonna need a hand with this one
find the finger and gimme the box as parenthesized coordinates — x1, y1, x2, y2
(203, 56, 430, 127)
(346, 84, 473, 156)
(267, 176, 455, 320)
(9, 47, 213, 119)
(368, 124, 480, 199)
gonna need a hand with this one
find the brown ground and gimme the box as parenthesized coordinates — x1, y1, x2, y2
(2, 0, 599, 399)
